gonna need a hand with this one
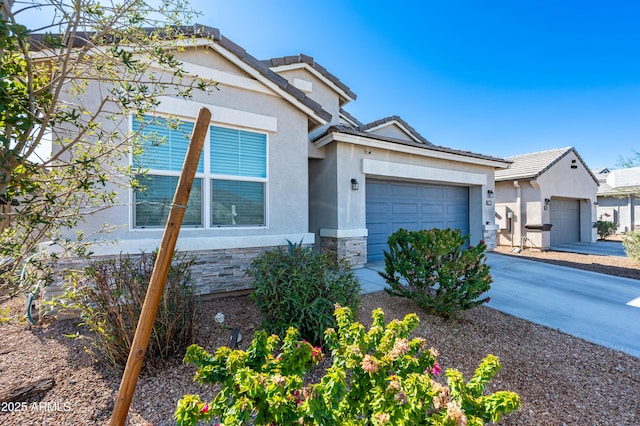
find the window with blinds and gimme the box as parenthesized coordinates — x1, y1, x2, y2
(132, 115, 267, 229)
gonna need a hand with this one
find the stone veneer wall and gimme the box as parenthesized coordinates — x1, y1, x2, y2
(320, 236, 367, 267)
(44, 245, 288, 301)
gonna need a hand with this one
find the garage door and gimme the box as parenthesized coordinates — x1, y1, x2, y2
(366, 179, 469, 262)
(550, 198, 580, 245)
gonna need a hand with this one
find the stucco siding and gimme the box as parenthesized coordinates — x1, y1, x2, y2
(536, 152, 598, 201)
(59, 47, 312, 256)
(180, 48, 255, 77)
(310, 142, 497, 254)
(367, 124, 413, 142)
(494, 149, 597, 249)
(277, 68, 341, 125)
(309, 144, 339, 234)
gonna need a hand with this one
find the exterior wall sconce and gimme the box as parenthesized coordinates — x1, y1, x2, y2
(351, 178, 359, 191)
(544, 198, 551, 206)
(487, 189, 494, 198)
(594, 201, 599, 206)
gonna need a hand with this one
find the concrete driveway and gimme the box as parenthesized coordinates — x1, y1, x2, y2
(357, 250, 640, 358)
(550, 240, 627, 257)
(486, 253, 640, 358)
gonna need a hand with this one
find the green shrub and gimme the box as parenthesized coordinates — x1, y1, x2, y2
(597, 220, 618, 240)
(247, 244, 360, 347)
(175, 305, 520, 425)
(381, 228, 492, 319)
(50, 251, 197, 370)
(622, 230, 640, 261)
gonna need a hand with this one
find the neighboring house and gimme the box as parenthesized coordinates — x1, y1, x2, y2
(54, 25, 510, 295)
(594, 167, 640, 233)
(494, 147, 598, 250)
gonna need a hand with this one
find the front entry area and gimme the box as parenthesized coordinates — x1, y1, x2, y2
(365, 179, 470, 262)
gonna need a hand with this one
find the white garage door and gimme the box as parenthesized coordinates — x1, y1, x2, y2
(550, 198, 580, 245)
(365, 179, 469, 262)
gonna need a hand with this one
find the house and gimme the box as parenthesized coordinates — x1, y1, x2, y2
(494, 147, 599, 250)
(54, 25, 510, 295)
(594, 167, 640, 233)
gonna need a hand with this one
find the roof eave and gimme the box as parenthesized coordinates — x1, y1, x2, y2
(265, 61, 356, 105)
(316, 129, 510, 169)
(210, 41, 331, 125)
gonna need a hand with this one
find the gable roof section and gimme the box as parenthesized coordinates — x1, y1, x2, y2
(261, 54, 357, 105)
(598, 167, 640, 195)
(191, 26, 332, 125)
(339, 108, 364, 128)
(314, 124, 510, 168)
(29, 24, 333, 126)
(361, 115, 432, 145)
(495, 147, 598, 184)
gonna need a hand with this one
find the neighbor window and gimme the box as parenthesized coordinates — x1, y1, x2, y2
(132, 115, 267, 228)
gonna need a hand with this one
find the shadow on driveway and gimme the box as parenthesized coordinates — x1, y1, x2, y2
(550, 241, 626, 257)
(356, 251, 640, 358)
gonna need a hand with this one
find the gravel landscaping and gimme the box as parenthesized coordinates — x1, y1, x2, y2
(1, 246, 639, 425)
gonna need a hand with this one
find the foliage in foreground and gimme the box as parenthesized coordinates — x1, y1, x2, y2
(247, 243, 361, 346)
(381, 228, 492, 319)
(175, 305, 520, 425)
(49, 251, 197, 369)
(622, 230, 640, 262)
(0, 0, 212, 297)
(597, 220, 618, 240)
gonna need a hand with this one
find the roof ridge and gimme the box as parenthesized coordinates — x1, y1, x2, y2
(316, 125, 509, 164)
(505, 146, 573, 159)
(361, 115, 432, 145)
(261, 54, 357, 101)
(28, 24, 334, 124)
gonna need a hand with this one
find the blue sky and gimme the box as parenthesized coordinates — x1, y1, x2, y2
(189, 0, 640, 169)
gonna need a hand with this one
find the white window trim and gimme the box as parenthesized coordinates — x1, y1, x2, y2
(129, 113, 270, 231)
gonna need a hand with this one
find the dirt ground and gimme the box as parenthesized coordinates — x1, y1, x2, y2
(492, 240, 640, 280)
(0, 244, 638, 425)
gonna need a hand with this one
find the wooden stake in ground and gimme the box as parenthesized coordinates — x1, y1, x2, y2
(110, 107, 211, 426)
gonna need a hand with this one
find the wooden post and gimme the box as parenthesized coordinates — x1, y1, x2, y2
(110, 107, 211, 426)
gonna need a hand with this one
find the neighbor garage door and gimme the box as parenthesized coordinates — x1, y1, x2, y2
(365, 179, 469, 262)
(550, 198, 580, 245)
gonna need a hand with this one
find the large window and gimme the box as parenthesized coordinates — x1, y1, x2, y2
(132, 115, 267, 229)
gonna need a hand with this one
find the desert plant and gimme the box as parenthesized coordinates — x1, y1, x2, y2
(247, 245, 360, 346)
(381, 228, 492, 319)
(175, 305, 520, 425)
(597, 220, 618, 240)
(0, 305, 11, 324)
(622, 230, 640, 261)
(49, 250, 197, 369)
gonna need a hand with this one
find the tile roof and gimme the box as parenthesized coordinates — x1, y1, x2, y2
(495, 147, 598, 184)
(261, 54, 357, 101)
(197, 27, 332, 123)
(315, 125, 509, 164)
(29, 24, 333, 124)
(597, 167, 640, 195)
(339, 108, 364, 128)
(360, 115, 432, 145)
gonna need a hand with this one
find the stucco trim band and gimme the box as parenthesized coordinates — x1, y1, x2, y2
(156, 96, 278, 132)
(320, 228, 368, 238)
(41, 233, 315, 256)
(362, 159, 488, 186)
